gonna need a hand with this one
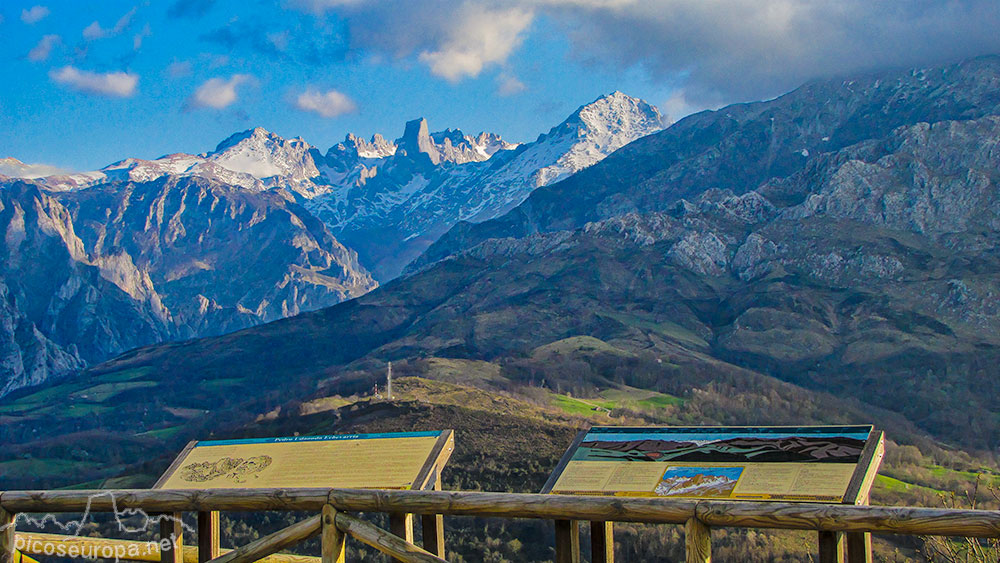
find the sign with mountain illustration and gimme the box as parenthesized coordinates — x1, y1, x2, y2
(544, 426, 882, 503)
(154, 430, 454, 491)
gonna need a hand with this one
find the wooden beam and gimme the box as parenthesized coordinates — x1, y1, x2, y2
(541, 430, 589, 494)
(14, 533, 319, 563)
(844, 432, 885, 505)
(159, 513, 184, 563)
(198, 512, 220, 563)
(818, 531, 845, 563)
(685, 518, 711, 563)
(153, 442, 198, 489)
(207, 515, 320, 563)
(326, 489, 696, 524)
(411, 431, 454, 492)
(0, 489, 331, 513)
(321, 506, 345, 563)
(1, 506, 14, 563)
(590, 521, 614, 563)
(554, 520, 580, 563)
(333, 511, 445, 563)
(5, 488, 1000, 538)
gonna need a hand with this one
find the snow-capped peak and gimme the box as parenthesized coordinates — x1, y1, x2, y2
(207, 127, 319, 181)
(345, 133, 397, 159)
(502, 91, 667, 189)
(546, 91, 668, 147)
(331, 119, 518, 166)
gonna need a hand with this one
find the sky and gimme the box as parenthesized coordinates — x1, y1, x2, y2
(4, 0, 1000, 173)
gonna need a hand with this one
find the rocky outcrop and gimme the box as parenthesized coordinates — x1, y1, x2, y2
(420, 56, 1000, 267)
(0, 177, 376, 396)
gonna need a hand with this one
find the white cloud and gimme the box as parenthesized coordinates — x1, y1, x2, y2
(166, 61, 192, 78)
(418, 5, 533, 81)
(497, 73, 526, 96)
(114, 7, 138, 33)
(188, 75, 252, 109)
(660, 89, 704, 123)
(0, 159, 71, 179)
(28, 34, 60, 62)
(83, 7, 138, 41)
(294, 88, 357, 118)
(134, 23, 151, 50)
(50, 66, 139, 97)
(293, 0, 1000, 107)
(293, 1, 534, 82)
(20, 5, 49, 24)
(83, 21, 108, 40)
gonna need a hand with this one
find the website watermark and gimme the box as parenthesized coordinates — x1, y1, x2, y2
(13, 534, 182, 561)
(1, 491, 195, 562)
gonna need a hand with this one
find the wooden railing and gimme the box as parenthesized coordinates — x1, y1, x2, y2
(3, 488, 1000, 563)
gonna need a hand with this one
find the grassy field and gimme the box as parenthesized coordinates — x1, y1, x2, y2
(548, 386, 684, 417)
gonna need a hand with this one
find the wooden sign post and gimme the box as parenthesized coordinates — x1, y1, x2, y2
(541, 425, 884, 563)
(153, 430, 455, 562)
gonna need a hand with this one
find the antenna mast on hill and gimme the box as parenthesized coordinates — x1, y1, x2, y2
(387, 361, 393, 400)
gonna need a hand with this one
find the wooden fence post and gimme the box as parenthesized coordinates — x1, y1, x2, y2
(554, 520, 580, 563)
(322, 505, 345, 563)
(388, 513, 414, 562)
(159, 513, 184, 563)
(846, 491, 873, 563)
(1, 507, 14, 563)
(685, 518, 711, 563)
(420, 472, 445, 558)
(845, 532, 871, 563)
(590, 521, 613, 563)
(198, 511, 220, 562)
(818, 531, 846, 563)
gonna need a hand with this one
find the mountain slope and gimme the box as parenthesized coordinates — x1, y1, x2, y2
(415, 56, 1000, 269)
(19, 56, 1000, 455)
(0, 176, 376, 395)
(0, 91, 663, 394)
(26, 92, 664, 281)
(306, 91, 666, 279)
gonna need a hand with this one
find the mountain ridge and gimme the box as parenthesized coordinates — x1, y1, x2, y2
(29, 55, 1000, 454)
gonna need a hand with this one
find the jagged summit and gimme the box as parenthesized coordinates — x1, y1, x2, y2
(344, 133, 396, 159)
(541, 91, 668, 145)
(399, 118, 440, 164)
(334, 118, 518, 166)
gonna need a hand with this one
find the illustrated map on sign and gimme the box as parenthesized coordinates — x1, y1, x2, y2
(550, 426, 874, 502)
(156, 431, 448, 490)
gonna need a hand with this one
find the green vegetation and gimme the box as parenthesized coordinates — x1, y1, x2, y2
(69, 381, 158, 402)
(137, 426, 183, 440)
(94, 367, 155, 383)
(200, 378, 246, 390)
(597, 311, 708, 350)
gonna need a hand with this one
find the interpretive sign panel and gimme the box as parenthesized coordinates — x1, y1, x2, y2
(543, 426, 882, 503)
(154, 430, 454, 491)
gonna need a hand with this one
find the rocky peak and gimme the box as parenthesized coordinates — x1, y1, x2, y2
(344, 133, 397, 159)
(208, 127, 319, 180)
(551, 91, 668, 146)
(398, 118, 440, 165)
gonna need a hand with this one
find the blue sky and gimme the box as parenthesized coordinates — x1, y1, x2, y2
(4, 0, 1000, 172)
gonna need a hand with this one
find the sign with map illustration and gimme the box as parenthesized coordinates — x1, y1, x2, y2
(154, 430, 454, 490)
(543, 426, 883, 503)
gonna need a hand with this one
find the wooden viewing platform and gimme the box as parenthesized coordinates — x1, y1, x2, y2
(2, 487, 1000, 563)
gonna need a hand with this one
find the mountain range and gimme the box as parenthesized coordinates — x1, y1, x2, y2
(0, 92, 665, 396)
(6, 54, 998, 460)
